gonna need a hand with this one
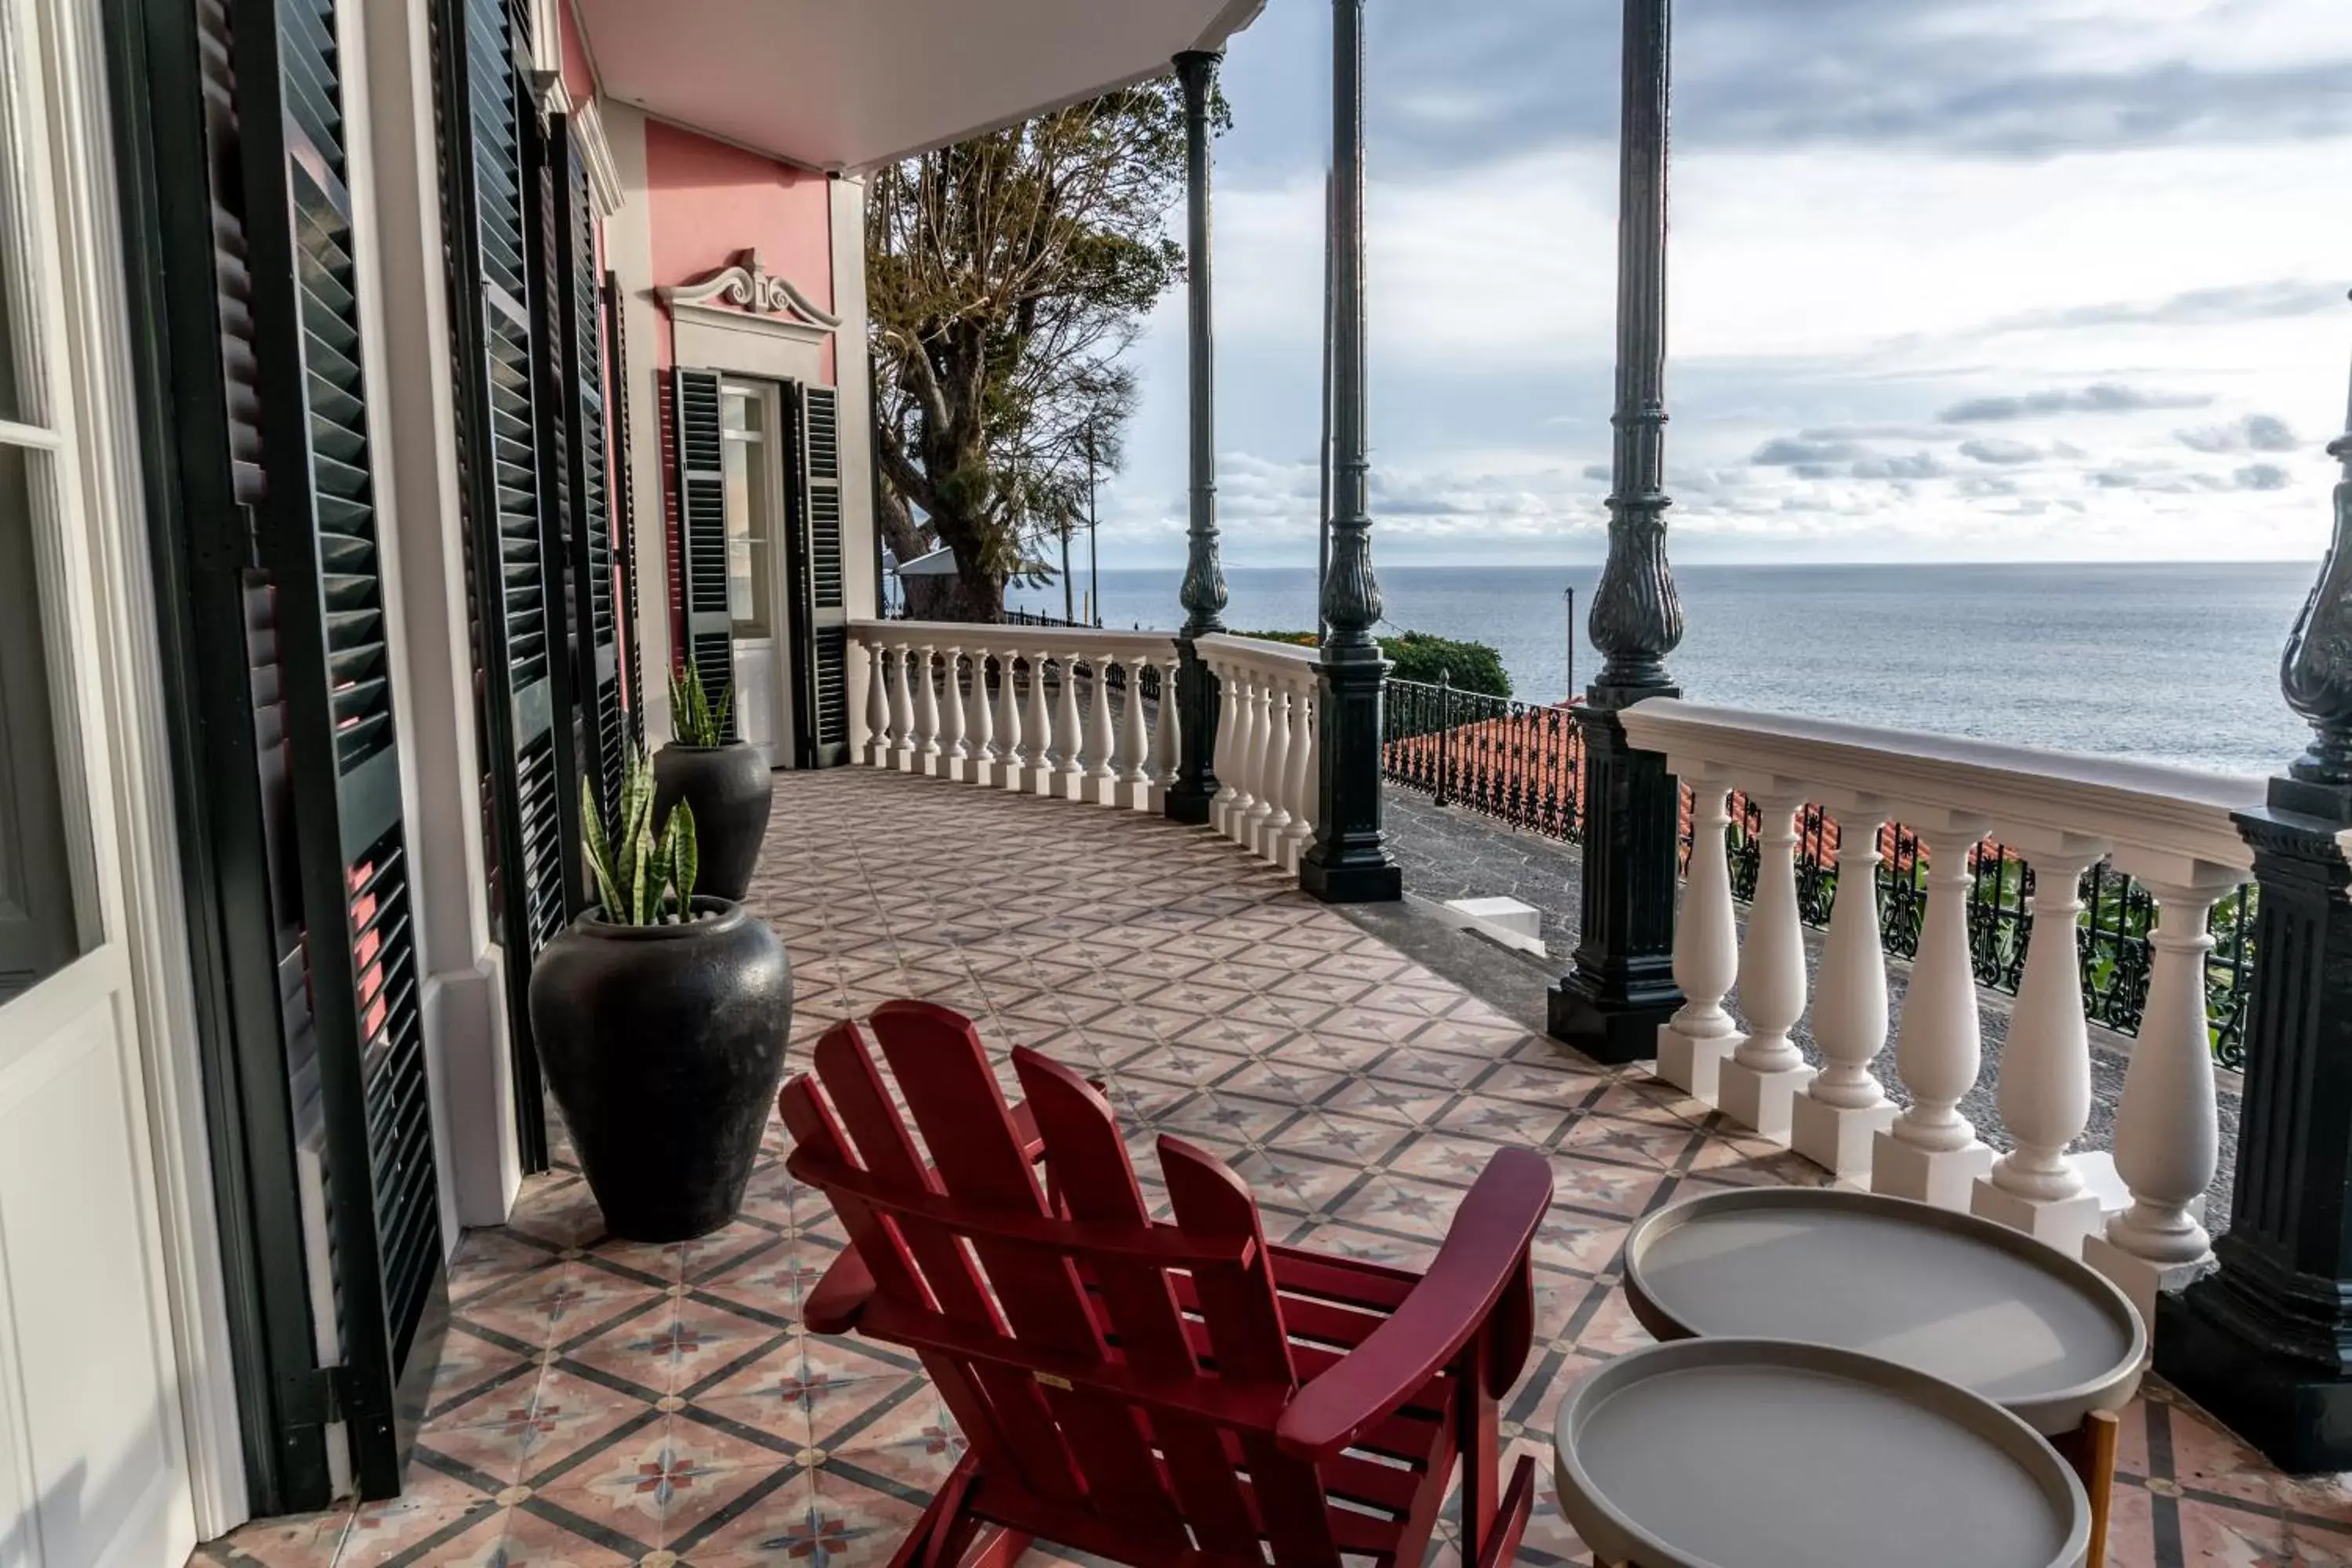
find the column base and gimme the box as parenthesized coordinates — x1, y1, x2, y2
(943, 755, 975, 784)
(1300, 851, 1403, 904)
(1654, 1025, 1739, 1105)
(1246, 813, 1282, 858)
(1114, 777, 1156, 812)
(1717, 1058, 1816, 1142)
(1550, 970, 1681, 1067)
(1870, 1131, 1994, 1210)
(1085, 773, 1124, 806)
(1025, 764, 1061, 797)
(967, 757, 1006, 789)
(1969, 1179, 2106, 1259)
(1210, 798, 1240, 837)
(2083, 1233, 2215, 1337)
(2157, 1258, 2352, 1473)
(1789, 1093, 1897, 1181)
(890, 748, 918, 773)
(862, 744, 889, 768)
(1163, 783, 1214, 824)
(920, 751, 949, 779)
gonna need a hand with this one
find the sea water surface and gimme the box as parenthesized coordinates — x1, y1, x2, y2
(1011, 562, 2316, 779)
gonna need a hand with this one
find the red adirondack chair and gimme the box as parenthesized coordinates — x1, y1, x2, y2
(779, 1000, 1553, 1568)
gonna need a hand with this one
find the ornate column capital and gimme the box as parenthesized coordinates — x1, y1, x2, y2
(2276, 292, 2352, 818)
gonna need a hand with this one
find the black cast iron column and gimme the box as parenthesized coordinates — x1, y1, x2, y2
(1166, 49, 1227, 825)
(1547, 0, 1686, 1058)
(2158, 303, 2352, 1472)
(1301, 0, 1402, 904)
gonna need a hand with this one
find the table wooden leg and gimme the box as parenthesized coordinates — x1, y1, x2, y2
(2050, 1410, 2118, 1566)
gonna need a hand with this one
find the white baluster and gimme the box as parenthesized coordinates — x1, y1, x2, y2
(862, 643, 890, 766)
(967, 648, 996, 786)
(996, 650, 1026, 793)
(1023, 647, 1056, 795)
(1116, 655, 1152, 810)
(1973, 845, 2107, 1254)
(1657, 775, 1743, 1103)
(1209, 658, 1240, 833)
(1720, 791, 1817, 1141)
(1053, 646, 1086, 800)
(2083, 875, 2231, 1327)
(1083, 648, 1120, 804)
(1232, 673, 1269, 846)
(911, 644, 942, 774)
(1252, 680, 1292, 860)
(1791, 808, 1900, 1178)
(889, 642, 917, 770)
(1152, 654, 1182, 792)
(1872, 818, 1997, 1209)
(939, 645, 969, 780)
(1281, 677, 1316, 872)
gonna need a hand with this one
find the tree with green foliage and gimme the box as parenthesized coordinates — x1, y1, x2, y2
(1236, 630, 1513, 699)
(869, 78, 1221, 621)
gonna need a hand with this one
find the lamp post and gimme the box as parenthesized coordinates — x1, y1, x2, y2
(1547, 0, 1686, 1058)
(2156, 296, 2352, 1471)
(1301, 0, 1401, 903)
(1165, 49, 1227, 823)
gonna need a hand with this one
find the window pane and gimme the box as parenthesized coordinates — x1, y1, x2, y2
(723, 436, 771, 637)
(0, 443, 93, 999)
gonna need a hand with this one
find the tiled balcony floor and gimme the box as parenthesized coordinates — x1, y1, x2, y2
(198, 768, 2352, 1567)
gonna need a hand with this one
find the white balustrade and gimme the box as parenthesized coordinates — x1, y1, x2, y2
(1279, 673, 1316, 873)
(1788, 801, 1898, 1177)
(888, 640, 917, 770)
(1621, 700, 2258, 1313)
(863, 644, 891, 767)
(912, 644, 942, 774)
(1023, 646, 1056, 795)
(967, 652, 996, 787)
(1151, 654, 1181, 793)
(1256, 680, 1294, 859)
(1717, 789, 1817, 1138)
(1116, 655, 1154, 811)
(939, 645, 969, 781)
(1971, 842, 2107, 1252)
(1657, 773, 1744, 1102)
(851, 622, 1184, 814)
(993, 652, 1024, 792)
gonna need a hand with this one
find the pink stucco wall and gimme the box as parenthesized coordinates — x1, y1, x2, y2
(641, 120, 837, 379)
(557, 2, 593, 105)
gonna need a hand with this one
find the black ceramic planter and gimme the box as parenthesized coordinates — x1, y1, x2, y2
(654, 742, 774, 902)
(528, 898, 792, 1242)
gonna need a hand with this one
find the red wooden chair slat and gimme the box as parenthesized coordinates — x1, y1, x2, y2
(809, 1020, 1084, 1503)
(871, 1004, 1186, 1551)
(781, 1002, 1552, 1568)
(1013, 1049, 1264, 1557)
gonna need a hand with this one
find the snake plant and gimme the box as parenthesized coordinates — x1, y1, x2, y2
(581, 748, 699, 924)
(670, 666, 734, 747)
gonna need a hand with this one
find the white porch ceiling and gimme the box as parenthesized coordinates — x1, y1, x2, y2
(572, 0, 1266, 173)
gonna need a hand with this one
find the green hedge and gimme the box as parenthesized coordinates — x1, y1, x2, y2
(1232, 630, 1512, 699)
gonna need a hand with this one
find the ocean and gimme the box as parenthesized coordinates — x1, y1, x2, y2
(1010, 561, 2318, 779)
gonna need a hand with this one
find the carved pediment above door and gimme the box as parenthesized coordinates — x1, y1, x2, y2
(657, 249, 841, 344)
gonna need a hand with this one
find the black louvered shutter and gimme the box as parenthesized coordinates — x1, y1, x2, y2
(671, 367, 735, 734)
(603, 270, 645, 748)
(434, 0, 563, 1171)
(799, 386, 849, 766)
(235, 0, 441, 1500)
(553, 121, 622, 823)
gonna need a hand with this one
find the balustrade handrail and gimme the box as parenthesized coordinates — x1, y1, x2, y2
(1620, 698, 2260, 884)
(851, 618, 1178, 660)
(1196, 630, 1323, 669)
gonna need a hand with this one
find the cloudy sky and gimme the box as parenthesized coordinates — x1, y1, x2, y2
(1094, 0, 2352, 568)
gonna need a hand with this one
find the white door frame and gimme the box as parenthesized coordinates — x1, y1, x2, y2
(16, 0, 249, 1539)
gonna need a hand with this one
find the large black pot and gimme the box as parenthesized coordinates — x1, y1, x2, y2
(654, 742, 774, 902)
(528, 897, 792, 1242)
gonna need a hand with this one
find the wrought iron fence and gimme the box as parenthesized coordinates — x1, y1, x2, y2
(1381, 676, 1582, 840)
(1379, 673, 2256, 1064)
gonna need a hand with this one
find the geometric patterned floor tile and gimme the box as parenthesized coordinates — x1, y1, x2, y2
(193, 767, 2352, 1568)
